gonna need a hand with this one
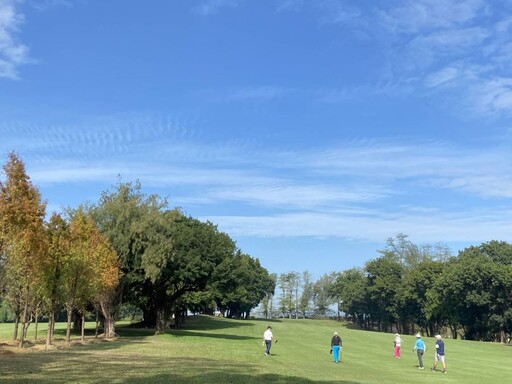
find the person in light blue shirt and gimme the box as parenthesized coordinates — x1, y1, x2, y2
(413, 333, 426, 369)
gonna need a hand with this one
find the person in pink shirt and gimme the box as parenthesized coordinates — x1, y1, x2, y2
(394, 333, 402, 358)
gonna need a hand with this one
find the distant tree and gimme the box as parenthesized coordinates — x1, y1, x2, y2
(380, 233, 451, 272)
(277, 273, 293, 318)
(365, 256, 403, 332)
(401, 260, 445, 335)
(299, 271, 314, 318)
(331, 268, 368, 327)
(311, 273, 336, 318)
(429, 244, 512, 341)
(260, 273, 277, 319)
(210, 252, 274, 319)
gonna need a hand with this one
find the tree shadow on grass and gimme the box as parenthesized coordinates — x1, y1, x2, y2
(0, 354, 363, 384)
(183, 315, 268, 331)
(169, 329, 258, 341)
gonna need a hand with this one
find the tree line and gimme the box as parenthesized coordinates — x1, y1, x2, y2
(0, 153, 275, 348)
(270, 234, 512, 342)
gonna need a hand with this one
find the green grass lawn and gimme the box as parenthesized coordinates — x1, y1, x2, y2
(1, 316, 511, 383)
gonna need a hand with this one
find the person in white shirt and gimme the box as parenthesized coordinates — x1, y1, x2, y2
(263, 326, 274, 356)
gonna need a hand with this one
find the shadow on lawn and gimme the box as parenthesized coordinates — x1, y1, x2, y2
(169, 329, 257, 341)
(0, 354, 363, 384)
(184, 315, 278, 331)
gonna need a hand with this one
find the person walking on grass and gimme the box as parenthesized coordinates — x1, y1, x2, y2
(263, 326, 274, 356)
(413, 333, 426, 369)
(330, 331, 342, 364)
(431, 334, 446, 374)
(393, 333, 402, 358)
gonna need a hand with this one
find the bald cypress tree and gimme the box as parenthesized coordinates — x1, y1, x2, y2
(0, 152, 47, 346)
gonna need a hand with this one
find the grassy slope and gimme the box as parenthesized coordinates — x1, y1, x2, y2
(0, 316, 511, 383)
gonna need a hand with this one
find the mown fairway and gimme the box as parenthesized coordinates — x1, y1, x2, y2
(1, 316, 511, 383)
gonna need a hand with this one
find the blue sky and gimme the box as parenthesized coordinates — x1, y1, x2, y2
(2, 0, 512, 278)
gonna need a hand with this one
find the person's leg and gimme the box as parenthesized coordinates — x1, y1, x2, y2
(397, 346, 400, 358)
(417, 350, 424, 368)
(441, 355, 446, 373)
(333, 346, 340, 363)
(265, 340, 272, 355)
(432, 354, 438, 371)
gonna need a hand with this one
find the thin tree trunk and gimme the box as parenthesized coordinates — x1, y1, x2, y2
(34, 308, 39, 341)
(46, 312, 54, 349)
(12, 313, 19, 341)
(95, 310, 100, 339)
(66, 309, 73, 343)
(19, 301, 29, 348)
(81, 313, 85, 341)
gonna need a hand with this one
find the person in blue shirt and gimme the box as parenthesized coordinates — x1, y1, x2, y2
(413, 333, 426, 369)
(431, 334, 446, 374)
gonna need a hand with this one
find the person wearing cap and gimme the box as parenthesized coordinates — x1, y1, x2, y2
(263, 325, 274, 356)
(431, 334, 446, 374)
(330, 331, 342, 363)
(393, 333, 402, 358)
(413, 333, 426, 369)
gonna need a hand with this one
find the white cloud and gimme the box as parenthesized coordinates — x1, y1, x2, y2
(0, 0, 30, 79)
(469, 77, 512, 117)
(202, 208, 512, 243)
(378, 0, 485, 34)
(425, 66, 460, 88)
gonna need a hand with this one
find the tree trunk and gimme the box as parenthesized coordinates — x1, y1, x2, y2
(12, 313, 19, 341)
(95, 310, 100, 338)
(81, 313, 85, 341)
(155, 307, 167, 334)
(19, 301, 29, 348)
(46, 312, 54, 349)
(66, 309, 73, 343)
(34, 307, 39, 341)
(100, 301, 116, 338)
(104, 315, 115, 338)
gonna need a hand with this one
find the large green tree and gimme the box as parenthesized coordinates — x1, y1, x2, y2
(430, 243, 512, 341)
(365, 256, 403, 332)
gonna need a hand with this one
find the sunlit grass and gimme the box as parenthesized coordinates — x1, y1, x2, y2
(1, 316, 512, 383)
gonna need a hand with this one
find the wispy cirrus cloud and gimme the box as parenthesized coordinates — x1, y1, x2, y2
(0, 0, 30, 79)
(377, 0, 485, 33)
(4, 114, 512, 244)
(202, 206, 512, 243)
(198, 85, 294, 103)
